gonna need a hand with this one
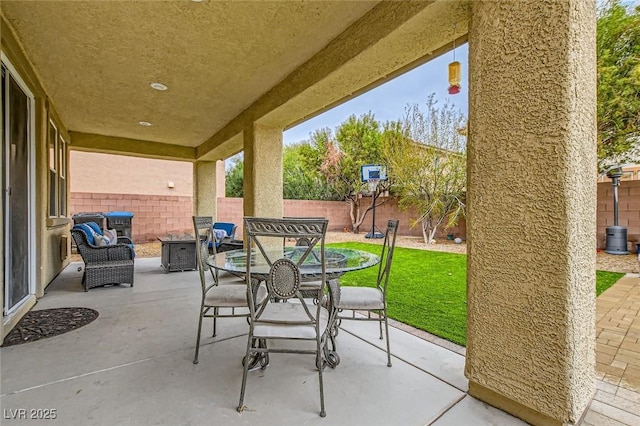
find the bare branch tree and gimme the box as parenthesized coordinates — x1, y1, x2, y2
(384, 94, 466, 244)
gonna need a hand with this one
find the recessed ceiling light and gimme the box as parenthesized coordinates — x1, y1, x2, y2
(150, 82, 168, 91)
(138, 121, 152, 127)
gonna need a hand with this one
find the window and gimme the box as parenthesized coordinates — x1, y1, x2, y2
(58, 134, 67, 216)
(47, 119, 67, 218)
(48, 120, 57, 217)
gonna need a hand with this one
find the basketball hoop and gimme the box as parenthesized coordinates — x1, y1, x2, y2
(360, 164, 387, 239)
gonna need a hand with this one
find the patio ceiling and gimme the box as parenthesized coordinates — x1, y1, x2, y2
(1, 0, 469, 160)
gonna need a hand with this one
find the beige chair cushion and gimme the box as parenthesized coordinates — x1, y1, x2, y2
(337, 287, 384, 310)
(204, 283, 267, 307)
(253, 303, 329, 339)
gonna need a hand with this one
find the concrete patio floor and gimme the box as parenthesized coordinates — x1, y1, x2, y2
(4, 259, 640, 425)
(1, 258, 527, 425)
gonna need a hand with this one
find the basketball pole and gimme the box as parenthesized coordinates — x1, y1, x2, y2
(365, 180, 384, 239)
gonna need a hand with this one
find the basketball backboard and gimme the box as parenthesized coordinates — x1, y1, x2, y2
(361, 164, 387, 182)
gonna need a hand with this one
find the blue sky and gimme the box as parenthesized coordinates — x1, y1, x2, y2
(283, 43, 469, 146)
(281, 0, 638, 145)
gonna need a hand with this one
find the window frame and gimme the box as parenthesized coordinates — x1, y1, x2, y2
(47, 119, 58, 218)
(58, 134, 67, 217)
(47, 117, 68, 220)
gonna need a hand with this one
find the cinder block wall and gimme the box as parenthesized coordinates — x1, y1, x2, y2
(71, 193, 468, 243)
(217, 197, 467, 241)
(597, 180, 640, 250)
(72, 180, 639, 248)
(70, 192, 193, 243)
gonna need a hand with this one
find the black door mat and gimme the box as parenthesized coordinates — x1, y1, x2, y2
(1, 307, 99, 347)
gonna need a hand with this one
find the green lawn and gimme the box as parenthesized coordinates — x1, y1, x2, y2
(596, 270, 625, 296)
(329, 242, 625, 347)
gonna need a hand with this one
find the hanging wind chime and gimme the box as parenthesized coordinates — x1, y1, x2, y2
(448, 25, 461, 95)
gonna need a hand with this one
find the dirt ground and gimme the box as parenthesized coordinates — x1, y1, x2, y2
(75, 231, 638, 274)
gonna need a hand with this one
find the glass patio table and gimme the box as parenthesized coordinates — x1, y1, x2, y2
(205, 246, 380, 367)
(206, 246, 380, 280)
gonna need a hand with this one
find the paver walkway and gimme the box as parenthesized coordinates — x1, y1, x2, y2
(586, 274, 640, 425)
(596, 275, 640, 391)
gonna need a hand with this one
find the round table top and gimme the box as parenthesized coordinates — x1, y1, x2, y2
(206, 246, 380, 278)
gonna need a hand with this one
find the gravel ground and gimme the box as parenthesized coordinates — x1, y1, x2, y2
(100, 231, 638, 274)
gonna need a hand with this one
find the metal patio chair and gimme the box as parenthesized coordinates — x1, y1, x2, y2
(192, 216, 267, 364)
(330, 219, 399, 367)
(238, 217, 333, 417)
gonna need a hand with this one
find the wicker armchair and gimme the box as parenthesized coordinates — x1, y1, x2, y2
(212, 222, 237, 250)
(71, 228, 135, 292)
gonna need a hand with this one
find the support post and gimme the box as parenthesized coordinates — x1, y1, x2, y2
(466, 1, 597, 424)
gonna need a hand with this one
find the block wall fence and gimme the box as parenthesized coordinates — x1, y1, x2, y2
(70, 193, 466, 243)
(70, 193, 194, 243)
(71, 180, 638, 249)
(216, 197, 467, 240)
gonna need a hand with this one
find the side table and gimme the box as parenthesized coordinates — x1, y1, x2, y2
(158, 235, 197, 272)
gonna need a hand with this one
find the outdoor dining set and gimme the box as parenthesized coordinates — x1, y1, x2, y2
(70, 215, 399, 417)
(193, 216, 399, 418)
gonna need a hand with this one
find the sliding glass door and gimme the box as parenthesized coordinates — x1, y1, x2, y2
(2, 59, 34, 315)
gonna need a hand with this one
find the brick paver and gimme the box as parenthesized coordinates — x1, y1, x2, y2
(588, 274, 640, 425)
(597, 275, 640, 392)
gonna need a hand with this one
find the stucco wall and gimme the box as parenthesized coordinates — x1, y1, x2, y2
(466, 0, 596, 424)
(70, 151, 193, 196)
(1, 16, 74, 342)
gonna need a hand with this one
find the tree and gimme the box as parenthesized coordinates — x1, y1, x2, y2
(597, 0, 640, 171)
(283, 142, 341, 200)
(384, 95, 466, 244)
(224, 140, 342, 200)
(319, 113, 387, 233)
(225, 155, 243, 197)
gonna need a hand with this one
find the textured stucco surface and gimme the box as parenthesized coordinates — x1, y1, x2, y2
(243, 125, 283, 218)
(1, 0, 468, 163)
(1, 21, 72, 342)
(70, 151, 193, 196)
(70, 132, 195, 161)
(262, 0, 469, 131)
(199, 0, 469, 161)
(194, 161, 218, 218)
(1, 0, 378, 147)
(466, 0, 597, 424)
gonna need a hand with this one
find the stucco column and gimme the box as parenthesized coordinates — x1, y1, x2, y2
(243, 124, 283, 218)
(193, 160, 218, 218)
(466, 1, 596, 425)
(215, 160, 226, 199)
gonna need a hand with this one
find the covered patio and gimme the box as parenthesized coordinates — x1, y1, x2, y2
(2, 1, 600, 424)
(1, 258, 525, 425)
